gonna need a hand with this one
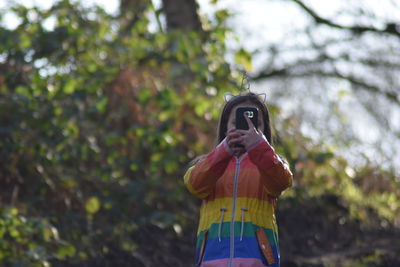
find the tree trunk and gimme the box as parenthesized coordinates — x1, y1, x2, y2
(162, 0, 202, 31)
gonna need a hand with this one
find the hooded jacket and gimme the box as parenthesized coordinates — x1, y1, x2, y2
(184, 137, 293, 267)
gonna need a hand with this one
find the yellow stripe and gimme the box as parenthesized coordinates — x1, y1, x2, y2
(183, 166, 208, 199)
(198, 197, 277, 234)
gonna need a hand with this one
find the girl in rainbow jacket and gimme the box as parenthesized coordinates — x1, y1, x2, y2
(184, 93, 293, 267)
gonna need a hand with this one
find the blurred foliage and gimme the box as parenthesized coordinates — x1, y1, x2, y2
(0, 0, 242, 265)
(275, 117, 400, 224)
(0, 0, 399, 266)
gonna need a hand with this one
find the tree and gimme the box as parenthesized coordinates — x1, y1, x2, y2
(0, 0, 240, 265)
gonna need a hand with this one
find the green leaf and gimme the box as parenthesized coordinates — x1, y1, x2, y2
(234, 48, 252, 71)
(42, 226, 52, 241)
(96, 97, 108, 113)
(63, 80, 77, 94)
(130, 163, 139, 171)
(0, 224, 5, 238)
(9, 228, 20, 238)
(215, 9, 230, 22)
(57, 244, 76, 259)
(20, 34, 32, 49)
(85, 196, 101, 214)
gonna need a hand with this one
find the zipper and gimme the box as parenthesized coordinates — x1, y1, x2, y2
(228, 156, 242, 267)
(240, 207, 248, 241)
(218, 207, 227, 242)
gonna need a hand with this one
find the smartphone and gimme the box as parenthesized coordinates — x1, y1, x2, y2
(235, 107, 259, 130)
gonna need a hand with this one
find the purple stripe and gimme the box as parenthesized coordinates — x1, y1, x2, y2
(201, 257, 267, 267)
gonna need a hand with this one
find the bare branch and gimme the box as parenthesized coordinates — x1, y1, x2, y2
(290, 0, 400, 37)
(251, 65, 400, 106)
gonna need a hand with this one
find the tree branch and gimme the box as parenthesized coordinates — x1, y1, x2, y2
(290, 0, 400, 37)
(251, 66, 400, 106)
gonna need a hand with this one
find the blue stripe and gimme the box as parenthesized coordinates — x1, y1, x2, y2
(195, 236, 280, 265)
(196, 223, 278, 248)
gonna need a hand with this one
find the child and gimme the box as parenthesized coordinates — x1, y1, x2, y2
(184, 93, 293, 267)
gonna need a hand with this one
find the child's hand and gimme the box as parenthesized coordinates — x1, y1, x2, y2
(226, 128, 246, 156)
(235, 115, 264, 150)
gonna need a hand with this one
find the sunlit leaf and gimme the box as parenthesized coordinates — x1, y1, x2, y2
(234, 48, 252, 72)
(85, 196, 101, 214)
(57, 244, 76, 259)
(63, 80, 77, 94)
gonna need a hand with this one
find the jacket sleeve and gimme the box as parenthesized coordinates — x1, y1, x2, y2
(183, 138, 233, 199)
(247, 137, 293, 197)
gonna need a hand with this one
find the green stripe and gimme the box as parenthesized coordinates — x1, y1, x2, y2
(196, 222, 278, 248)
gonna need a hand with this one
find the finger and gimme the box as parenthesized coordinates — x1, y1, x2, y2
(233, 136, 244, 143)
(227, 136, 239, 144)
(229, 136, 243, 145)
(234, 129, 249, 135)
(244, 115, 257, 131)
(228, 137, 241, 144)
(227, 132, 242, 138)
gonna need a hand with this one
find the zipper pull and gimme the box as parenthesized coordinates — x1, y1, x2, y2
(218, 207, 227, 242)
(240, 207, 248, 241)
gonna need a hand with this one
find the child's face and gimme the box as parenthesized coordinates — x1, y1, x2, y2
(227, 103, 265, 133)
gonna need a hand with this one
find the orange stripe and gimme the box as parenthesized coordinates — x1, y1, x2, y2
(183, 166, 208, 198)
(259, 163, 293, 196)
(205, 166, 271, 202)
(256, 227, 276, 265)
(203, 155, 292, 201)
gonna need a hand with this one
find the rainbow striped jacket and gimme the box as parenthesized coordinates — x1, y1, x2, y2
(184, 138, 293, 267)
